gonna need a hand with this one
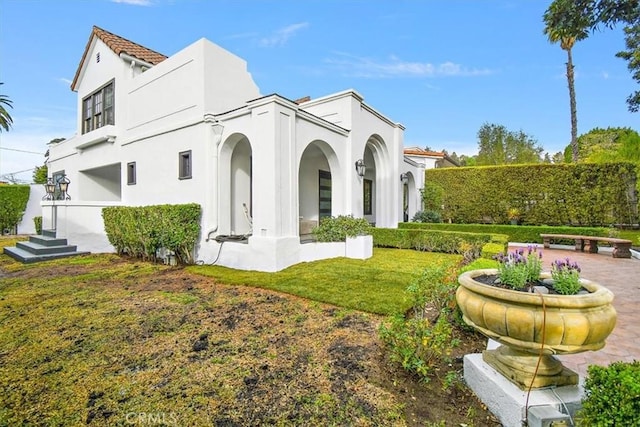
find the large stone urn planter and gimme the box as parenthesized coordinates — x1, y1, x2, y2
(456, 268, 617, 389)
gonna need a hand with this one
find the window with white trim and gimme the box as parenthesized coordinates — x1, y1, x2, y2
(82, 80, 114, 134)
(179, 150, 192, 179)
(127, 162, 136, 185)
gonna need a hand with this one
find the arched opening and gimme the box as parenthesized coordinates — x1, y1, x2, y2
(361, 135, 389, 226)
(219, 134, 253, 237)
(402, 171, 418, 222)
(298, 140, 340, 240)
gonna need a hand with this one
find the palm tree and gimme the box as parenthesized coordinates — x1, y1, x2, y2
(543, 0, 591, 162)
(0, 82, 13, 132)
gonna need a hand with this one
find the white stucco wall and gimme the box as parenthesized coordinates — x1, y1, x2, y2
(16, 185, 45, 235)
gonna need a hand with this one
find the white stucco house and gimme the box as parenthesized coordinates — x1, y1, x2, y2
(43, 26, 426, 271)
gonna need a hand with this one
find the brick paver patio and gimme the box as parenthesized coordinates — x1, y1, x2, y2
(509, 244, 640, 381)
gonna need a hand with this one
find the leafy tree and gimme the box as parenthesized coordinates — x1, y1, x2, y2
(448, 151, 460, 165)
(545, 1, 639, 113)
(616, 23, 640, 112)
(32, 164, 48, 184)
(476, 123, 543, 165)
(0, 82, 13, 132)
(544, 0, 637, 27)
(570, 127, 640, 162)
(552, 151, 565, 163)
(543, 0, 591, 162)
(458, 154, 477, 166)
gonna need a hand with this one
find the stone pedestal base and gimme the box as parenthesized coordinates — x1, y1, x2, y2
(483, 345, 579, 390)
(464, 353, 583, 427)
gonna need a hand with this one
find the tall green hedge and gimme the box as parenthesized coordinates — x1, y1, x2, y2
(0, 184, 30, 234)
(102, 204, 201, 264)
(425, 163, 638, 226)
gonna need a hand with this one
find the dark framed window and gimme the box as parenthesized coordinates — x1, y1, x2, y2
(179, 150, 192, 179)
(319, 170, 332, 219)
(363, 179, 373, 215)
(127, 162, 136, 185)
(82, 80, 114, 134)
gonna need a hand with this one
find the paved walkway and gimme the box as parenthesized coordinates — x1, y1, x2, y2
(509, 244, 640, 381)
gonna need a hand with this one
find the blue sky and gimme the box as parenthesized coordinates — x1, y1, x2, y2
(1, 0, 638, 182)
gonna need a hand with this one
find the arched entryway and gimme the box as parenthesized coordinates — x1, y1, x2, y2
(298, 140, 341, 239)
(360, 134, 390, 226)
(401, 171, 418, 222)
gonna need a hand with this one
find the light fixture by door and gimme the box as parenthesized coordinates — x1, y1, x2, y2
(355, 159, 366, 177)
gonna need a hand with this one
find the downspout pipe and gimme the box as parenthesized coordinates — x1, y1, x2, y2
(119, 53, 154, 69)
(204, 114, 225, 241)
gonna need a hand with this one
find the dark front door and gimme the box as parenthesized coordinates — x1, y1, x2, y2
(319, 170, 331, 219)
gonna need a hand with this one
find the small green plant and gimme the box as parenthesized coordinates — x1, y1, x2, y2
(33, 216, 42, 234)
(412, 210, 442, 223)
(551, 258, 582, 295)
(493, 246, 543, 290)
(312, 215, 371, 242)
(578, 361, 640, 426)
(379, 311, 457, 383)
(507, 207, 520, 221)
(379, 266, 460, 383)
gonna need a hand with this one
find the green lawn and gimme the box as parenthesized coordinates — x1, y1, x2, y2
(617, 229, 640, 245)
(187, 248, 463, 315)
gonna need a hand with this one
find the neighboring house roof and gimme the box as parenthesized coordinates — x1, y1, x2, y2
(71, 26, 168, 91)
(404, 147, 446, 157)
(403, 147, 460, 167)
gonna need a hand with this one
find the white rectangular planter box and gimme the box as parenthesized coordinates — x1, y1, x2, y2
(345, 235, 373, 260)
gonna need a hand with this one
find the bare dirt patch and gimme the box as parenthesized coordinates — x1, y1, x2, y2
(0, 257, 500, 426)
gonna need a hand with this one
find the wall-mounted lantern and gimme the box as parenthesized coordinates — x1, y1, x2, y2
(400, 173, 409, 184)
(355, 159, 366, 177)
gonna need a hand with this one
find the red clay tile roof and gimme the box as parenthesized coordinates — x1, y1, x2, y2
(403, 148, 445, 157)
(71, 26, 167, 91)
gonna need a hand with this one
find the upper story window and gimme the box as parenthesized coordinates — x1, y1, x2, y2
(82, 80, 114, 134)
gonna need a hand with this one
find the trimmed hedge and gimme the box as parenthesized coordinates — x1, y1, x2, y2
(312, 215, 371, 242)
(579, 361, 640, 426)
(371, 228, 494, 258)
(102, 204, 201, 264)
(425, 162, 638, 226)
(481, 242, 506, 260)
(0, 184, 30, 234)
(399, 222, 611, 244)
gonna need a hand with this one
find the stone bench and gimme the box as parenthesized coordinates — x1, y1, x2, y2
(540, 233, 632, 258)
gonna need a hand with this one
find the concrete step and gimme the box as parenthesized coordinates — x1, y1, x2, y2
(42, 229, 57, 238)
(16, 240, 77, 255)
(3, 246, 90, 264)
(28, 235, 68, 247)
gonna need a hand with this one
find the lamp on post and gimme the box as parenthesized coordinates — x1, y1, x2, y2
(42, 178, 56, 201)
(58, 174, 71, 200)
(355, 159, 366, 177)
